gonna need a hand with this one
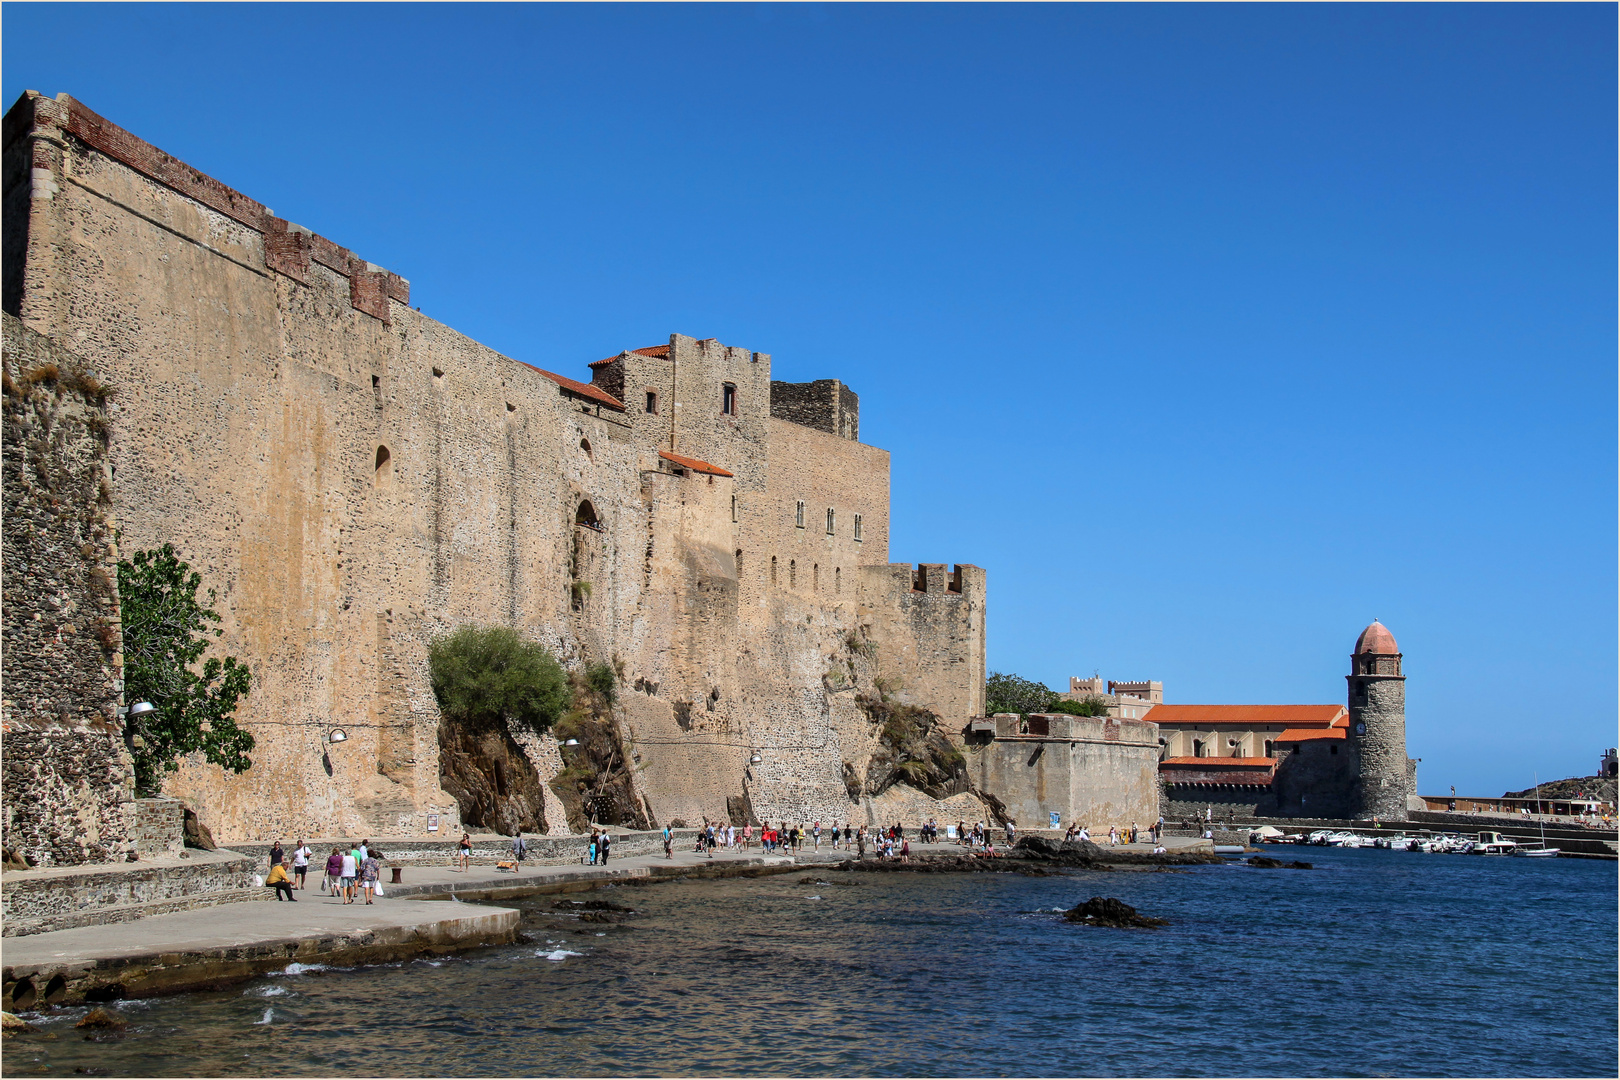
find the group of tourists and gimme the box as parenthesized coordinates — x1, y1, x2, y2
(1061, 818, 1165, 847)
(265, 838, 382, 904)
(585, 829, 612, 864)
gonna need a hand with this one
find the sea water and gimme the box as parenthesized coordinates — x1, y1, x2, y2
(7, 847, 1615, 1077)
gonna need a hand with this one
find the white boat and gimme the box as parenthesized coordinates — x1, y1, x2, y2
(1473, 832, 1518, 855)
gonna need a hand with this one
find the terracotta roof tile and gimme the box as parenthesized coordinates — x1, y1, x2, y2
(659, 450, 733, 477)
(1275, 726, 1347, 742)
(524, 364, 626, 411)
(590, 344, 670, 368)
(1144, 704, 1346, 727)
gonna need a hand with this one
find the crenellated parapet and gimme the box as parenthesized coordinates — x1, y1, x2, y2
(858, 563, 986, 723)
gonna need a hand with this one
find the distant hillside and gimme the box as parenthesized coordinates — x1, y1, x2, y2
(1502, 776, 1616, 804)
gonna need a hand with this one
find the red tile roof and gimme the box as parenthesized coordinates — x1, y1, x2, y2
(590, 344, 670, 368)
(1276, 726, 1347, 742)
(1144, 704, 1346, 728)
(659, 450, 733, 477)
(1160, 757, 1277, 767)
(524, 364, 626, 411)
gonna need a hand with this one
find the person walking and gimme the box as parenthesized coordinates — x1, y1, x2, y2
(360, 851, 381, 904)
(291, 840, 312, 890)
(457, 832, 472, 872)
(512, 829, 527, 871)
(588, 830, 599, 866)
(600, 831, 612, 863)
(339, 847, 359, 904)
(267, 858, 296, 901)
(323, 848, 343, 895)
(663, 825, 673, 860)
(269, 839, 284, 870)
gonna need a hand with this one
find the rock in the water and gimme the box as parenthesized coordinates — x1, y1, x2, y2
(181, 806, 216, 851)
(1248, 855, 1313, 869)
(2, 1011, 38, 1033)
(1064, 896, 1169, 928)
(75, 1009, 126, 1031)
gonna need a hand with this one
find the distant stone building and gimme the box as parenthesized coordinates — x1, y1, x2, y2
(1062, 677, 1161, 720)
(967, 713, 1160, 830)
(1085, 621, 1420, 821)
(1, 91, 992, 845)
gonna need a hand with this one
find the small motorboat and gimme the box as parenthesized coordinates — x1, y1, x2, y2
(1510, 846, 1560, 858)
(1473, 831, 1518, 855)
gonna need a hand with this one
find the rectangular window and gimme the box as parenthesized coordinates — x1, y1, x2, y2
(795, 501, 805, 529)
(853, 514, 863, 542)
(826, 508, 835, 535)
(645, 390, 658, 414)
(722, 383, 736, 416)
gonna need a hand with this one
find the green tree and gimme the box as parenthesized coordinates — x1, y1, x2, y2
(984, 671, 1058, 716)
(428, 625, 571, 734)
(118, 544, 255, 796)
(1047, 696, 1112, 717)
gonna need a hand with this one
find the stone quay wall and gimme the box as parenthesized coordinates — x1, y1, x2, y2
(1, 314, 139, 868)
(972, 714, 1160, 830)
(2, 91, 993, 845)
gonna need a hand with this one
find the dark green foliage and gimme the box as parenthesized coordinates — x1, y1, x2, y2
(984, 671, 1058, 716)
(1047, 696, 1111, 717)
(585, 662, 616, 707)
(428, 625, 570, 735)
(118, 544, 254, 796)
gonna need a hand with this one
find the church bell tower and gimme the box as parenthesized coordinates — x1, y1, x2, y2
(1347, 620, 1413, 820)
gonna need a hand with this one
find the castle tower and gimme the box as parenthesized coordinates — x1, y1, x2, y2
(1347, 620, 1412, 820)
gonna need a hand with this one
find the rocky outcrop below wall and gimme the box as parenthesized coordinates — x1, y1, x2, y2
(436, 716, 549, 837)
(1, 314, 139, 868)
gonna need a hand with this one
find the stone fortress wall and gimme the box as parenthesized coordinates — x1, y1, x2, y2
(2, 91, 993, 845)
(0, 316, 138, 866)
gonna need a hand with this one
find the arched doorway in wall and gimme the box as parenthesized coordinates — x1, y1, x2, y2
(572, 499, 603, 612)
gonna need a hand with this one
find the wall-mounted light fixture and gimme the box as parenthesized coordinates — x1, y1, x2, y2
(750, 752, 762, 765)
(128, 701, 156, 722)
(563, 739, 581, 748)
(328, 728, 349, 744)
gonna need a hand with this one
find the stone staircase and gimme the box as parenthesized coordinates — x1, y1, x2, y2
(1, 848, 266, 937)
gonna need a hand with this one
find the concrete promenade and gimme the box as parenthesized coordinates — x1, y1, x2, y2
(1, 834, 1212, 1008)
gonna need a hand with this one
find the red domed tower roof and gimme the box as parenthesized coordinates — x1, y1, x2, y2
(1354, 620, 1399, 655)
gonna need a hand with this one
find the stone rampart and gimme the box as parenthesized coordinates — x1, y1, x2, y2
(1, 314, 138, 867)
(2, 91, 993, 845)
(971, 714, 1160, 829)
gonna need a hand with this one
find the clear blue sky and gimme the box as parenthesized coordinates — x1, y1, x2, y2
(6, 3, 1613, 795)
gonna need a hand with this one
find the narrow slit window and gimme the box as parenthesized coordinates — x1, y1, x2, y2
(789, 559, 796, 588)
(731, 494, 738, 522)
(835, 567, 841, 594)
(853, 514, 863, 542)
(771, 555, 778, 585)
(722, 383, 737, 416)
(646, 390, 658, 414)
(795, 501, 805, 529)
(813, 564, 819, 591)
(826, 508, 835, 536)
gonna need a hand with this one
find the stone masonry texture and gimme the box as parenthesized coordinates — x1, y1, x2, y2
(1, 91, 1043, 846)
(1, 313, 137, 867)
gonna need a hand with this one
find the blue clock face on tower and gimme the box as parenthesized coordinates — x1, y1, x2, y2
(1356, 722, 1366, 735)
